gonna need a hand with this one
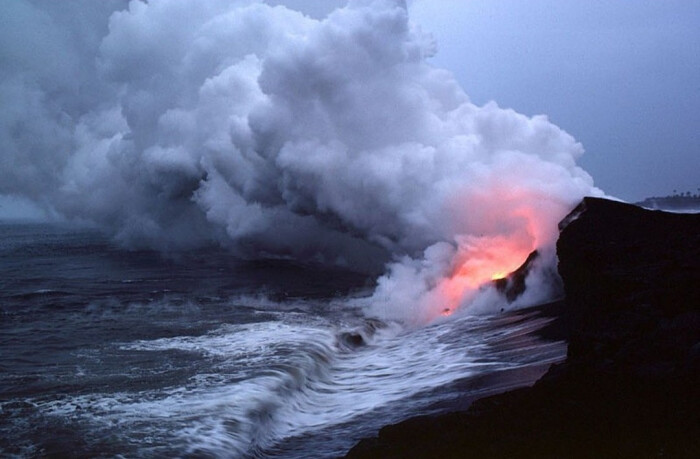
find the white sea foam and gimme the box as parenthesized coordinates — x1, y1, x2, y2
(35, 306, 564, 457)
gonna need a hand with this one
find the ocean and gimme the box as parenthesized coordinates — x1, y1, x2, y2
(1, 223, 565, 458)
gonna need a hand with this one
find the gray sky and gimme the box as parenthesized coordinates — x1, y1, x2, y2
(1, 0, 698, 222)
(267, 0, 700, 201)
(264, 0, 346, 18)
(409, 0, 700, 201)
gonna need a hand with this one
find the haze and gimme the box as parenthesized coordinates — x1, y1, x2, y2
(1, 0, 698, 223)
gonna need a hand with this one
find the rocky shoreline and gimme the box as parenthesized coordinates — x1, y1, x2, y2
(346, 198, 700, 458)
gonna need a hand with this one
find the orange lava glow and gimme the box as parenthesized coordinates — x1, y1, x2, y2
(422, 180, 574, 321)
(437, 234, 534, 316)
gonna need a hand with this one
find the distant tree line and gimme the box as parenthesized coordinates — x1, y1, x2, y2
(635, 188, 700, 210)
(669, 188, 700, 199)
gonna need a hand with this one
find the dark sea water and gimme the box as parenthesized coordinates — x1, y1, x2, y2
(0, 223, 565, 458)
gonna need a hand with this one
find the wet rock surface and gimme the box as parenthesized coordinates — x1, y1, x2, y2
(346, 198, 700, 458)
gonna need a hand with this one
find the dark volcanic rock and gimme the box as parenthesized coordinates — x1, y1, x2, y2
(493, 250, 539, 302)
(558, 198, 700, 372)
(346, 198, 700, 458)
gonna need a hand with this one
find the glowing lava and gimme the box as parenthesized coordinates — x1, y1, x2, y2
(436, 234, 534, 318)
(369, 187, 577, 325)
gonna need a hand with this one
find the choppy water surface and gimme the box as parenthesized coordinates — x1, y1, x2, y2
(1, 223, 565, 458)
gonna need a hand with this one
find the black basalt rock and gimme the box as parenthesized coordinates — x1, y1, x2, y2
(346, 198, 700, 458)
(493, 249, 539, 302)
(557, 197, 700, 368)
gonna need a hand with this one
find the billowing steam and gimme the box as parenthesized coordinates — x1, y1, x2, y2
(0, 0, 601, 322)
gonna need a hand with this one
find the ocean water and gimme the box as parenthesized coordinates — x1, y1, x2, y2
(0, 223, 565, 458)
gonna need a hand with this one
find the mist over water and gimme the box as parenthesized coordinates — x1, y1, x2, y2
(0, 223, 566, 457)
(2, 2, 600, 456)
(1, 0, 601, 320)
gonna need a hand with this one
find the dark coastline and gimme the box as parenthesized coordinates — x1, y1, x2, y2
(346, 198, 700, 458)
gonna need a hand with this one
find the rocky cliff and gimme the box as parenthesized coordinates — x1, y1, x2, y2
(346, 198, 700, 458)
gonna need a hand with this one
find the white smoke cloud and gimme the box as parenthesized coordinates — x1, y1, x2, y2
(0, 0, 601, 320)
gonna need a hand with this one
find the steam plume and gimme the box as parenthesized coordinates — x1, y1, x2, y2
(0, 0, 601, 321)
